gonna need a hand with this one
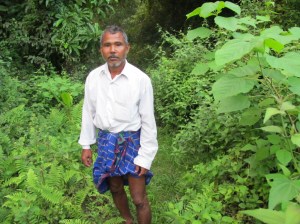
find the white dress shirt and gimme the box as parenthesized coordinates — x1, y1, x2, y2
(79, 61, 158, 170)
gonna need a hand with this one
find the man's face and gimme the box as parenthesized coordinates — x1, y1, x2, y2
(100, 32, 130, 69)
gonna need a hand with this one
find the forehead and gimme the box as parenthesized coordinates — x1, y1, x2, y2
(101, 32, 126, 44)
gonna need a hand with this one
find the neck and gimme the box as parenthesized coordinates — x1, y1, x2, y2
(108, 63, 125, 79)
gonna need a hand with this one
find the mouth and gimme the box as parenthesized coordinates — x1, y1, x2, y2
(108, 56, 119, 61)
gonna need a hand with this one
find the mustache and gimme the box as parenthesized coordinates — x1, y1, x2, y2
(108, 55, 119, 59)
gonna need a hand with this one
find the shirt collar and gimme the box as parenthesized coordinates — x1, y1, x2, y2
(100, 60, 130, 78)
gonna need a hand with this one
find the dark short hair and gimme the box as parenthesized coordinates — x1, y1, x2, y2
(100, 25, 129, 44)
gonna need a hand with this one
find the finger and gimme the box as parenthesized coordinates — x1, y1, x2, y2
(135, 165, 140, 173)
(139, 168, 148, 176)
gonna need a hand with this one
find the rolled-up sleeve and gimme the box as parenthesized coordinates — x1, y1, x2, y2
(134, 78, 158, 170)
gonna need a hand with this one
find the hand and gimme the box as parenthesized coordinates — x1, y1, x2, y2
(135, 165, 148, 176)
(81, 149, 93, 167)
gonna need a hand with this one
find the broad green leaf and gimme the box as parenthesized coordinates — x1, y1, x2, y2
(268, 178, 300, 209)
(291, 134, 300, 147)
(192, 63, 209, 75)
(280, 101, 295, 111)
(256, 15, 271, 22)
(288, 77, 300, 96)
(240, 209, 285, 224)
(263, 69, 286, 83)
(264, 38, 284, 53)
(239, 107, 262, 126)
(232, 32, 254, 41)
(266, 52, 300, 77)
(61, 92, 73, 107)
(229, 63, 260, 77)
(276, 150, 292, 166)
(241, 143, 256, 152)
(260, 126, 283, 133)
(263, 107, 285, 123)
(215, 39, 255, 66)
(212, 74, 255, 101)
(289, 27, 300, 39)
(208, 60, 223, 72)
(200, 2, 219, 18)
(239, 16, 257, 27)
(278, 164, 291, 177)
(286, 203, 300, 224)
(215, 16, 238, 31)
(255, 146, 269, 161)
(186, 7, 201, 19)
(224, 1, 241, 15)
(261, 26, 283, 37)
(272, 34, 298, 45)
(258, 98, 276, 107)
(187, 27, 212, 40)
(267, 134, 282, 145)
(217, 94, 250, 113)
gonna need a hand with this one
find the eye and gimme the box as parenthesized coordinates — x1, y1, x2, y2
(103, 43, 110, 47)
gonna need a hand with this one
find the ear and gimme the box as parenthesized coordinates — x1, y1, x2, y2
(126, 44, 130, 54)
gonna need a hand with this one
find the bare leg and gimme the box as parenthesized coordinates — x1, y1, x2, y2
(128, 175, 151, 224)
(109, 176, 133, 224)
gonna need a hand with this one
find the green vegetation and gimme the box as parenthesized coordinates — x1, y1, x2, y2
(1, 0, 300, 223)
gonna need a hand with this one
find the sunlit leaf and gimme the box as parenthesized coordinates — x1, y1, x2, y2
(186, 7, 201, 19)
(187, 27, 212, 40)
(240, 209, 285, 224)
(200, 2, 219, 18)
(291, 134, 300, 147)
(239, 107, 262, 126)
(286, 203, 300, 224)
(263, 107, 285, 123)
(288, 77, 300, 96)
(266, 52, 300, 77)
(260, 126, 283, 133)
(264, 38, 284, 53)
(276, 150, 292, 166)
(289, 27, 300, 39)
(212, 74, 255, 100)
(217, 94, 250, 113)
(215, 39, 255, 66)
(215, 16, 238, 31)
(224, 1, 241, 15)
(191, 63, 209, 75)
(267, 177, 300, 209)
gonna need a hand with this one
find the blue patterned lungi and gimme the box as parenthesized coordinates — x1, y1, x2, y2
(93, 129, 153, 194)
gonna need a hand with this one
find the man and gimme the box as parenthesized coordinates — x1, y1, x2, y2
(79, 25, 158, 224)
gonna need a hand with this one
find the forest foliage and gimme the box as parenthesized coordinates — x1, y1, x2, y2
(1, 0, 300, 223)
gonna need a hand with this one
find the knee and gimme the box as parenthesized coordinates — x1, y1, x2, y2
(109, 184, 125, 195)
(131, 193, 148, 209)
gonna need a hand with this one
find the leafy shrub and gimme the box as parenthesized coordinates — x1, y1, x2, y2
(165, 146, 269, 223)
(150, 31, 211, 128)
(0, 67, 27, 113)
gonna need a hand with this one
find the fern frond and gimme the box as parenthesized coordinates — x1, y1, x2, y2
(15, 158, 29, 174)
(74, 189, 89, 207)
(45, 162, 65, 189)
(48, 108, 66, 131)
(3, 191, 37, 208)
(59, 219, 91, 224)
(63, 169, 81, 183)
(39, 185, 64, 204)
(70, 101, 83, 126)
(62, 201, 83, 218)
(103, 217, 125, 224)
(3, 173, 26, 187)
(26, 169, 39, 192)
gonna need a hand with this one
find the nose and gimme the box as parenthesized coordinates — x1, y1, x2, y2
(110, 45, 116, 53)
